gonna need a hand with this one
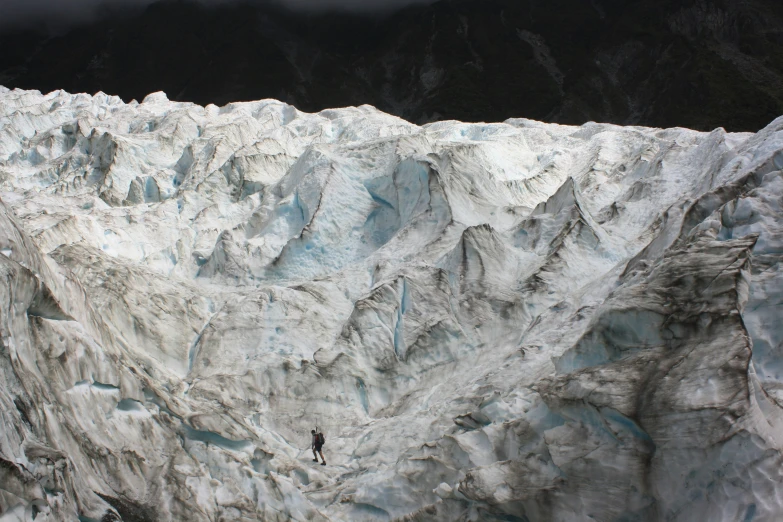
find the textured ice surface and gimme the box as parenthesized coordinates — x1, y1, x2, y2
(0, 87, 782, 521)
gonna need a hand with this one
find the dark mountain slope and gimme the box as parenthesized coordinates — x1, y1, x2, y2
(1, 0, 782, 131)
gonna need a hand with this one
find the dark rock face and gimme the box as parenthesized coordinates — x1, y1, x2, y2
(1, 0, 782, 132)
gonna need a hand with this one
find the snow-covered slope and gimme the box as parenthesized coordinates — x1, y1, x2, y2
(0, 86, 782, 521)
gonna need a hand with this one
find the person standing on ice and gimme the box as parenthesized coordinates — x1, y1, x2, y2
(311, 429, 326, 465)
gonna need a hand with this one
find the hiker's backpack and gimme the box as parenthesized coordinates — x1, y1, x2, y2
(316, 432, 325, 445)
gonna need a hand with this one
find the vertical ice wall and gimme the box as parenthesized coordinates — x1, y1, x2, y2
(0, 87, 781, 521)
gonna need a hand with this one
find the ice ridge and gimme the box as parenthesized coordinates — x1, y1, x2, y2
(0, 87, 782, 521)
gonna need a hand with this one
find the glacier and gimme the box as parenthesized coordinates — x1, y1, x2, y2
(0, 85, 782, 521)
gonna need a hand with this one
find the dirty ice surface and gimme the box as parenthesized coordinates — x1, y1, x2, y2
(1, 86, 782, 521)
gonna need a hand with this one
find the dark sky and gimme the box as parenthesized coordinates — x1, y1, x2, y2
(1, 0, 435, 31)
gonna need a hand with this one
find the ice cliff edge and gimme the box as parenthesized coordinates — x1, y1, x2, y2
(1, 86, 782, 521)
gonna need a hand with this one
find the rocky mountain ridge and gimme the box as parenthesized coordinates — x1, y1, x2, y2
(1, 0, 782, 131)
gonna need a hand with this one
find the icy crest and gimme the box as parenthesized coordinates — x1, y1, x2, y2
(0, 87, 782, 521)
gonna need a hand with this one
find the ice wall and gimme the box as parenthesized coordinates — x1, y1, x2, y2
(0, 86, 782, 521)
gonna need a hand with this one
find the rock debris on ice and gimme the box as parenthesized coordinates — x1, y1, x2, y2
(0, 87, 782, 521)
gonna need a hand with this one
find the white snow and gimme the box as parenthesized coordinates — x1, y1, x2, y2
(0, 87, 781, 521)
